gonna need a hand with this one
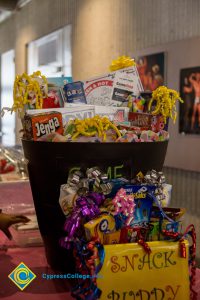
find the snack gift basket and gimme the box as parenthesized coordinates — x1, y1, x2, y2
(7, 56, 195, 299)
(22, 139, 168, 272)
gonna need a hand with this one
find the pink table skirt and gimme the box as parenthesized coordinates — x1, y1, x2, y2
(0, 246, 199, 300)
(0, 247, 73, 300)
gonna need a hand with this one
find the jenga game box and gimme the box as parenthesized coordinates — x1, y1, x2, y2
(23, 111, 63, 140)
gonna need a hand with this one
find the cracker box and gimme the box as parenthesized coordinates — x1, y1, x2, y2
(23, 112, 63, 140)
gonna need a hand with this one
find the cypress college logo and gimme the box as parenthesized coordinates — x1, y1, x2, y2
(8, 262, 36, 290)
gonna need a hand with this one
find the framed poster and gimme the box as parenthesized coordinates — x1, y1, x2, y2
(136, 52, 165, 91)
(179, 67, 200, 134)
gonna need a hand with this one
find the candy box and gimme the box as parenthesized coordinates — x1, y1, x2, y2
(151, 207, 186, 222)
(160, 183, 172, 206)
(147, 221, 160, 241)
(160, 220, 182, 241)
(63, 81, 87, 104)
(140, 91, 152, 112)
(128, 112, 153, 130)
(84, 214, 116, 243)
(151, 115, 168, 132)
(120, 225, 149, 243)
(123, 185, 156, 225)
(96, 240, 190, 300)
(103, 230, 121, 245)
(23, 112, 63, 140)
(131, 96, 145, 113)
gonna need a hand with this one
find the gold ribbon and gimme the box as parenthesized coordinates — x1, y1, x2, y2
(66, 115, 121, 142)
(12, 71, 47, 116)
(148, 86, 184, 123)
(109, 55, 136, 72)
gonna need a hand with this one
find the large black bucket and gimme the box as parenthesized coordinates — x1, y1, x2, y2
(22, 140, 168, 271)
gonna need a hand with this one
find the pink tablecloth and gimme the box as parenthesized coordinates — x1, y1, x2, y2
(0, 246, 199, 300)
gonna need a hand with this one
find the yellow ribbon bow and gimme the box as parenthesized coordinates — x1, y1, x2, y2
(109, 55, 136, 72)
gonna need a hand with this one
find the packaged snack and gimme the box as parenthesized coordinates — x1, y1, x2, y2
(59, 184, 77, 217)
(47, 76, 73, 107)
(140, 91, 152, 112)
(63, 81, 86, 104)
(159, 183, 172, 206)
(103, 230, 121, 245)
(160, 220, 182, 241)
(23, 112, 63, 140)
(123, 185, 155, 225)
(147, 221, 160, 241)
(151, 207, 186, 221)
(140, 130, 158, 142)
(120, 224, 150, 243)
(84, 214, 116, 243)
(132, 96, 145, 113)
(128, 112, 153, 130)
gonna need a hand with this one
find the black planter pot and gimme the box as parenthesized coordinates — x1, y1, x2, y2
(22, 140, 168, 271)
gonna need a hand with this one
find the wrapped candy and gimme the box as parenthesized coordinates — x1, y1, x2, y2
(132, 97, 145, 113)
(140, 130, 159, 142)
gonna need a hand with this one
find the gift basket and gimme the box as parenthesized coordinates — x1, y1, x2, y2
(2, 57, 197, 299)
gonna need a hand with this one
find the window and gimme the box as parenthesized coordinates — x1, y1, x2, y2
(27, 25, 72, 77)
(0, 49, 15, 146)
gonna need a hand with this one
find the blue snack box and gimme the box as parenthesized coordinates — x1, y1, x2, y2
(63, 81, 87, 104)
(123, 185, 156, 225)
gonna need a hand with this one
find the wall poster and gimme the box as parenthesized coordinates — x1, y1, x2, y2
(136, 52, 165, 91)
(180, 67, 200, 134)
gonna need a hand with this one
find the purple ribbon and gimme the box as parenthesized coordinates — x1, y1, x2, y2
(61, 192, 105, 249)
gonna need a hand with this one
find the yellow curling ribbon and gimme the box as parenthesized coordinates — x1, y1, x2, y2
(70, 115, 121, 141)
(148, 86, 184, 123)
(109, 55, 136, 72)
(11, 71, 47, 116)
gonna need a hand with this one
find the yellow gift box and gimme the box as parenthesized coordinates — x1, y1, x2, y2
(97, 240, 190, 300)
